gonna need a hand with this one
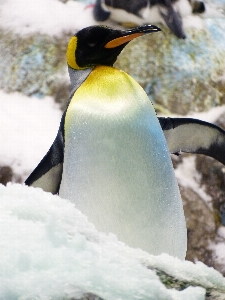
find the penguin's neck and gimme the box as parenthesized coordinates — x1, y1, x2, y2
(68, 66, 93, 96)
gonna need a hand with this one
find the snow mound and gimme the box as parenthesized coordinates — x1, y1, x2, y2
(0, 91, 62, 180)
(1, 183, 225, 299)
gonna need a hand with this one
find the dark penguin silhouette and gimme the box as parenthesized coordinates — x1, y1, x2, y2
(93, 0, 205, 39)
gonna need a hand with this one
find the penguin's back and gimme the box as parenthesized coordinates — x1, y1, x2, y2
(59, 66, 186, 259)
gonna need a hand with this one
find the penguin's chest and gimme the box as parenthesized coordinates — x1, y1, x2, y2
(59, 66, 186, 259)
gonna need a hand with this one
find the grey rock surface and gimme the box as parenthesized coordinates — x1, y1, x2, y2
(0, 30, 70, 106)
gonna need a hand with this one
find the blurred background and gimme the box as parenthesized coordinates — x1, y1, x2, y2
(0, 0, 225, 274)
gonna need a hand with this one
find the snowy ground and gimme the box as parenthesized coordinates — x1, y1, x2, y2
(1, 183, 225, 300)
(0, 91, 62, 181)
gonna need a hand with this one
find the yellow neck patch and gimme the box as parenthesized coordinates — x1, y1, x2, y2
(67, 36, 84, 70)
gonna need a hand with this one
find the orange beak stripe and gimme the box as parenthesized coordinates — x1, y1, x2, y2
(104, 32, 143, 49)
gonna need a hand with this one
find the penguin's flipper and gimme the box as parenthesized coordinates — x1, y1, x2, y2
(25, 114, 65, 194)
(93, 0, 110, 21)
(159, 3, 186, 39)
(159, 117, 225, 165)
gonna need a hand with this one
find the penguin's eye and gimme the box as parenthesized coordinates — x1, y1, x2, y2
(87, 42, 96, 48)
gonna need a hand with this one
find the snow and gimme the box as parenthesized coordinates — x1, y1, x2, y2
(0, 91, 62, 180)
(0, 0, 97, 36)
(188, 105, 225, 124)
(2, 183, 225, 300)
(159, 105, 225, 124)
(209, 227, 225, 274)
(182, 15, 205, 30)
(175, 156, 212, 209)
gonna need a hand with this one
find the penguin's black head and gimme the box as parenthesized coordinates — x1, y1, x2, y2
(67, 25, 161, 70)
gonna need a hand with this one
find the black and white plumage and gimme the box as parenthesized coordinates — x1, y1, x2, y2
(93, 0, 205, 39)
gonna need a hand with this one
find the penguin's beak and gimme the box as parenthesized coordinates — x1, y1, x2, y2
(104, 25, 161, 49)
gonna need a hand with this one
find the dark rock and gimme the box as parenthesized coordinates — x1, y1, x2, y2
(181, 182, 216, 267)
(0, 166, 13, 185)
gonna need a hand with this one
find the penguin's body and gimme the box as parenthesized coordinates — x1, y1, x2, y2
(93, 0, 205, 39)
(26, 25, 225, 259)
(26, 25, 187, 259)
(59, 64, 186, 257)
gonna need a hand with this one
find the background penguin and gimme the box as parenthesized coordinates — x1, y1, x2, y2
(25, 25, 187, 259)
(93, 0, 205, 39)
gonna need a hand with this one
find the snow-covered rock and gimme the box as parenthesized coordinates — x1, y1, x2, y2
(1, 183, 225, 300)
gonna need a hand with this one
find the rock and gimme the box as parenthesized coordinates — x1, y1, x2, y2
(155, 269, 225, 300)
(76, 295, 103, 300)
(171, 148, 225, 277)
(181, 182, 216, 266)
(0, 165, 23, 185)
(74, 275, 225, 300)
(0, 29, 70, 106)
(0, 166, 13, 185)
(172, 154, 217, 268)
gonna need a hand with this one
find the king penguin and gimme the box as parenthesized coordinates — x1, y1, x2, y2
(26, 24, 188, 259)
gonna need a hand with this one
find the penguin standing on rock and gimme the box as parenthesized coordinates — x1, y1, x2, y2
(93, 0, 206, 39)
(25, 25, 187, 259)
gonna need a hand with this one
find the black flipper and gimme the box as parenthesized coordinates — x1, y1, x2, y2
(25, 68, 93, 194)
(159, 117, 225, 165)
(159, 0, 186, 39)
(25, 112, 65, 194)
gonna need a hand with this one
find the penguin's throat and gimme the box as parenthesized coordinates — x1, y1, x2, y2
(67, 66, 153, 119)
(68, 67, 93, 93)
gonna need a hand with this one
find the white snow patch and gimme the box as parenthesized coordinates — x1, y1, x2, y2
(3, 183, 225, 300)
(203, 1, 225, 18)
(160, 105, 225, 123)
(211, 243, 225, 272)
(209, 227, 225, 274)
(182, 15, 205, 30)
(175, 156, 212, 208)
(0, 90, 62, 180)
(0, 0, 97, 36)
(188, 105, 225, 124)
(217, 226, 225, 239)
